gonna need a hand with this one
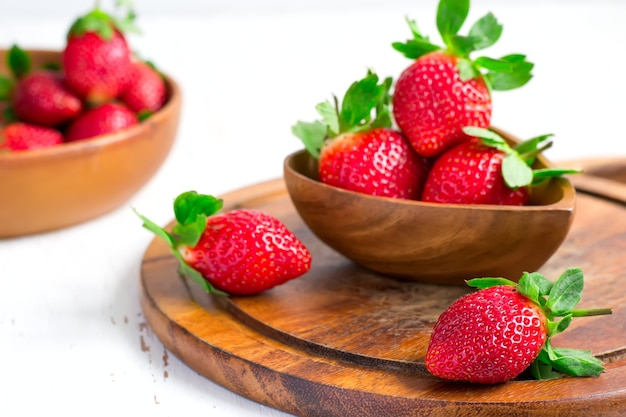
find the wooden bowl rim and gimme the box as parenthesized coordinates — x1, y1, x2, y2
(0, 48, 181, 162)
(284, 146, 577, 213)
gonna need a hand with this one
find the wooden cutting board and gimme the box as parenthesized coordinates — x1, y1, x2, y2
(140, 158, 626, 417)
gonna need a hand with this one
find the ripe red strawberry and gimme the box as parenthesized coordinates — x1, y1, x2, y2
(426, 268, 611, 384)
(62, 4, 138, 103)
(421, 127, 579, 205)
(65, 102, 138, 142)
(12, 70, 83, 127)
(292, 71, 429, 200)
(120, 60, 167, 116)
(392, 0, 533, 157)
(0, 122, 63, 152)
(134, 191, 312, 296)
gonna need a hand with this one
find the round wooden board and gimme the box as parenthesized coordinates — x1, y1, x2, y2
(140, 159, 626, 417)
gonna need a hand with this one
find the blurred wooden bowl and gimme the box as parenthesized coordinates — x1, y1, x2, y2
(283, 129, 576, 285)
(0, 49, 181, 238)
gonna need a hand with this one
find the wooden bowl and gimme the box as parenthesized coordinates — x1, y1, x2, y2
(283, 130, 577, 285)
(0, 49, 181, 238)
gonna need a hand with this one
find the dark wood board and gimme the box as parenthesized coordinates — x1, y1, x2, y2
(140, 158, 626, 417)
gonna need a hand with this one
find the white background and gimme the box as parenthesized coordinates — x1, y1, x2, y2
(1, 1, 625, 416)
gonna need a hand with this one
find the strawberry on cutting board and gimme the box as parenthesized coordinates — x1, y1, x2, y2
(421, 127, 580, 205)
(134, 191, 312, 296)
(392, 0, 533, 157)
(62, 1, 139, 104)
(292, 71, 429, 200)
(425, 268, 612, 384)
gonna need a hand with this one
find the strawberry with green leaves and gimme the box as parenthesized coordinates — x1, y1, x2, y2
(392, 0, 533, 157)
(0, 122, 64, 152)
(65, 102, 138, 142)
(63, 1, 139, 103)
(426, 268, 612, 384)
(421, 127, 579, 205)
(1, 45, 82, 128)
(292, 71, 429, 200)
(134, 191, 312, 296)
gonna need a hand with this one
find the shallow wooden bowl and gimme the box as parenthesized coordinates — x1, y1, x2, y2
(283, 130, 577, 285)
(0, 49, 181, 238)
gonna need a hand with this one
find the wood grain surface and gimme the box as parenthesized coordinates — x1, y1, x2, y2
(140, 159, 626, 417)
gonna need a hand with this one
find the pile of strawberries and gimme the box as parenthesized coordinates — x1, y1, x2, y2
(0, 2, 166, 152)
(293, 0, 577, 206)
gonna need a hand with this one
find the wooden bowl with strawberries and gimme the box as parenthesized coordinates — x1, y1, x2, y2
(0, 49, 181, 238)
(284, 128, 577, 285)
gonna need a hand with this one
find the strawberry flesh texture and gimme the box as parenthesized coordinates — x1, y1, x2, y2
(121, 61, 167, 113)
(0, 123, 63, 152)
(393, 51, 492, 158)
(12, 71, 83, 127)
(65, 102, 138, 142)
(426, 285, 547, 384)
(179, 209, 312, 296)
(319, 128, 429, 200)
(421, 138, 529, 205)
(63, 30, 134, 103)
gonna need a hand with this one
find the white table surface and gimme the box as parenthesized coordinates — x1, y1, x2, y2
(1, 1, 625, 416)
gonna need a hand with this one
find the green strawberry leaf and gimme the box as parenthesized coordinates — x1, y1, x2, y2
(437, 0, 469, 42)
(7, 44, 31, 80)
(532, 168, 582, 184)
(474, 56, 513, 73)
(485, 54, 534, 91)
(2, 106, 17, 124)
(546, 267, 584, 316)
(0, 75, 14, 101)
(291, 120, 327, 159)
(517, 271, 543, 306)
(448, 35, 483, 58)
(466, 277, 517, 289)
(502, 153, 534, 188)
(514, 134, 554, 156)
(528, 359, 562, 380)
(550, 314, 573, 336)
(467, 12, 502, 51)
(548, 347, 605, 377)
(462, 126, 509, 151)
(133, 207, 175, 247)
(173, 191, 222, 225)
(315, 100, 340, 137)
(391, 39, 441, 60)
(340, 71, 385, 131)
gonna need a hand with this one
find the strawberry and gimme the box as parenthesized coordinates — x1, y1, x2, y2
(134, 191, 312, 296)
(425, 268, 612, 384)
(62, 3, 139, 103)
(0, 122, 63, 152)
(65, 102, 138, 142)
(1, 44, 82, 128)
(292, 71, 429, 200)
(12, 70, 83, 127)
(120, 60, 167, 117)
(421, 127, 579, 205)
(392, 0, 534, 157)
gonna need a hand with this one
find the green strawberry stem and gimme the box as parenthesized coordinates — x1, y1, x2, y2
(69, 0, 140, 40)
(133, 191, 229, 296)
(292, 70, 393, 159)
(570, 308, 613, 317)
(468, 267, 612, 380)
(462, 126, 582, 189)
(393, 0, 533, 91)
